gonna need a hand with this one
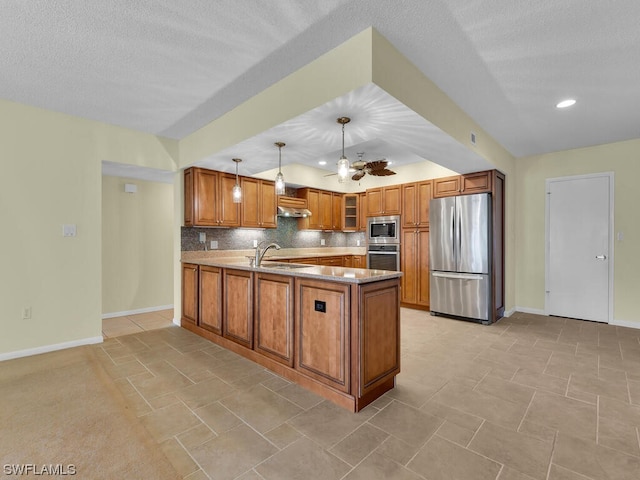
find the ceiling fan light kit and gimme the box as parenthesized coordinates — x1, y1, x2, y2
(274, 141, 285, 195)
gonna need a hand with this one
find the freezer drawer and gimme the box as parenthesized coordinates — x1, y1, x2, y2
(430, 272, 490, 322)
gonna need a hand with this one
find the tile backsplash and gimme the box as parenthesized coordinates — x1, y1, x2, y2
(182, 217, 365, 251)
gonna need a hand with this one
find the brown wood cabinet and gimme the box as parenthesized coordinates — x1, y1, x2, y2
(241, 177, 277, 228)
(402, 180, 432, 228)
(318, 256, 343, 267)
(366, 185, 401, 216)
(199, 265, 222, 334)
(254, 273, 294, 366)
(342, 194, 359, 231)
(181, 263, 199, 324)
(223, 269, 253, 348)
(295, 278, 350, 392)
(433, 170, 493, 198)
(332, 193, 343, 230)
(353, 255, 365, 268)
(297, 188, 341, 230)
(358, 193, 367, 231)
(184, 167, 240, 227)
(401, 228, 430, 309)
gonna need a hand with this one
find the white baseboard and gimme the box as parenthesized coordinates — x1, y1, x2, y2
(172, 317, 181, 326)
(503, 308, 516, 317)
(610, 319, 640, 330)
(0, 336, 104, 362)
(102, 304, 174, 319)
(514, 306, 546, 316)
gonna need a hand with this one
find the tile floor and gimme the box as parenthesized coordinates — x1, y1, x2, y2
(93, 309, 640, 479)
(102, 309, 175, 338)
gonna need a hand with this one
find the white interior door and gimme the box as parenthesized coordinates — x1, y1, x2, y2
(546, 173, 613, 322)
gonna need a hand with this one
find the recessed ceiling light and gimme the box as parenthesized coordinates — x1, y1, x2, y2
(556, 99, 576, 109)
(318, 160, 327, 166)
(387, 161, 393, 166)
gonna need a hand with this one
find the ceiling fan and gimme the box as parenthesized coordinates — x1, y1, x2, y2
(349, 152, 396, 181)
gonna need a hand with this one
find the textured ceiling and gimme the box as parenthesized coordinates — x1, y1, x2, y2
(3, 0, 640, 173)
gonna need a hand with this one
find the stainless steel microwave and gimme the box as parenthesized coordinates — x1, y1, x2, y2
(367, 215, 401, 244)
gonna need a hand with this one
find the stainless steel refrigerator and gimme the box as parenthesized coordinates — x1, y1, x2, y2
(429, 193, 492, 324)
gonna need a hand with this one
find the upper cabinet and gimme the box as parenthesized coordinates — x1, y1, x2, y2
(184, 167, 240, 227)
(241, 177, 277, 228)
(358, 192, 367, 231)
(342, 194, 359, 231)
(366, 185, 401, 216)
(297, 188, 343, 231)
(433, 170, 493, 198)
(402, 180, 432, 228)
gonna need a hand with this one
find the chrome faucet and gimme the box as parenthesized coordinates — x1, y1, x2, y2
(254, 242, 281, 267)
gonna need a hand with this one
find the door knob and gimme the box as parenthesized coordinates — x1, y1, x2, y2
(595, 255, 607, 260)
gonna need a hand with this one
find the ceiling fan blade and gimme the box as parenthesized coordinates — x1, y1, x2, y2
(352, 171, 365, 181)
(366, 160, 388, 171)
(370, 168, 396, 176)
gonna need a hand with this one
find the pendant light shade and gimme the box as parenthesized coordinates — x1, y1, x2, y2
(232, 158, 242, 203)
(274, 142, 285, 195)
(336, 117, 351, 183)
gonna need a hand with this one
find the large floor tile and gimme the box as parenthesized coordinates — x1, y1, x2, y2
(139, 402, 202, 442)
(368, 400, 443, 446)
(255, 437, 350, 480)
(190, 424, 278, 480)
(329, 423, 389, 466)
(408, 435, 502, 480)
(469, 421, 553, 480)
(523, 391, 597, 441)
(343, 452, 424, 480)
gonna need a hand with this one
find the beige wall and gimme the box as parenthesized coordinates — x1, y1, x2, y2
(0, 99, 177, 358)
(515, 139, 640, 325)
(102, 176, 174, 315)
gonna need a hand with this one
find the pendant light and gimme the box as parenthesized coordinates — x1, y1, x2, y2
(274, 142, 285, 195)
(336, 117, 351, 183)
(232, 158, 242, 203)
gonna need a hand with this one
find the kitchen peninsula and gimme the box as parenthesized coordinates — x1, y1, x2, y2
(181, 255, 401, 412)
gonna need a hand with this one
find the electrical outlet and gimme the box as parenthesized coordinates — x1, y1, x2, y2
(22, 307, 31, 320)
(210, 240, 218, 249)
(253, 239, 258, 248)
(320, 239, 326, 246)
(199, 232, 206, 243)
(356, 240, 360, 246)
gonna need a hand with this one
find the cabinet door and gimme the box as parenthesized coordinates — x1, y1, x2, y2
(402, 183, 417, 227)
(332, 193, 343, 230)
(416, 180, 433, 227)
(319, 191, 333, 229)
(319, 256, 343, 266)
(259, 180, 277, 228)
(295, 279, 350, 392)
(358, 193, 367, 231)
(254, 273, 294, 366)
(195, 169, 219, 225)
(343, 255, 353, 268)
(181, 263, 199, 324)
(461, 170, 492, 194)
(223, 269, 253, 348)
(433, 175, 461, 198)
(199, 265, 222, 334)
(218, 173, 240, 227)
(298, 189, 321, 230)
(417, 228, 430, 307)
(184, 168, 194, 226)
(382, 185, 401, 215)
(343, 194, 358, 231)
(366, 188, 383, 216)
(240, 177, 261, 228)
(400, 230, 417, 304)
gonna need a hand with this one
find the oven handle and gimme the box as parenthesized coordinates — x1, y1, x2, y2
(367, 251, 398, 255)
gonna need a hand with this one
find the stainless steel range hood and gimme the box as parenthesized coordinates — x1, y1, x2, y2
(277, 196, 312, 218)
(277, 206, 312, 218)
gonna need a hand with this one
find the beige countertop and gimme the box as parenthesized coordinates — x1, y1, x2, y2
(183, 256, 401, 284)
(181, 247, 367, 262)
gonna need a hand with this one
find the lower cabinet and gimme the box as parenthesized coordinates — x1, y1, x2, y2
(401, 228, 430, 309)
(199, 265, 223, 334)
(254, 273, 294, 366)
(181, 263, 199, 325)
(223, 269, 253, 348)
(295, 278, 350, 393)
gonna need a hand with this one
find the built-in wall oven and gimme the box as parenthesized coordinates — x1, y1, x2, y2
(367, 215, 401, 271)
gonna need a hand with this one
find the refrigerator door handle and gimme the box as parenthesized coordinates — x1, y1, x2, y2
(450, 205, 456, 266)
(432, 272, 485, 281)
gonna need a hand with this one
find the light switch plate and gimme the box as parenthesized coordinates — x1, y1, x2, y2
(210, 240, 218, 249)
(62, 224, 77, 237)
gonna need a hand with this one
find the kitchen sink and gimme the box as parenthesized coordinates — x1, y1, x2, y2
(261, 262, 310, 269)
